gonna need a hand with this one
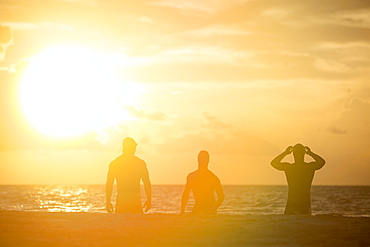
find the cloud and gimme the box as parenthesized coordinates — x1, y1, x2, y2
(350, 86, 370, 100)
(259, 2, 370, 28)
(139, 16, 154, 24)
(327, 98, 370, 143)
(313, 58, 351, 73)
(319, 97, 370, 184)
(316, 41, 370, 50)
(124, 106, 168, 122)
(154, 46, 252, 66)
(202, 112, 231, 129)
(330, 9, 370, 28)
(2, 22, 71, 31)
(156, 113, 279, 156)
(260, 7, 309, 28)
(326, 126, 347, 135)
(1, 0, 369, 85)
(0, 25, 12, 61)
(314, 42, 370, 67)
(63, 0, 97, 6)
(156, 128, 279, 157)
(183, 25, 252, 37)
(148, 0, 246, 15)
(0, 25, 11, 44)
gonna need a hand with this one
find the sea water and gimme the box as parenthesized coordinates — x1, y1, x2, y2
(0, 185, 369, 216)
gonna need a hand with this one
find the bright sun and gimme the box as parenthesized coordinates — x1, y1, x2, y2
(20, 46, 141, 138)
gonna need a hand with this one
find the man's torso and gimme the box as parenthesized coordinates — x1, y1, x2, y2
(188, 170, 219, 212)
(284, 163, 316, 202)
(110, 155, 145, 195)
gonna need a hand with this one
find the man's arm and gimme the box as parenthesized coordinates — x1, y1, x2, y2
(305, 146, 326, 170)
(106, 163, 115, 213)
(271, 146, 293, 171)
(180, 175, 192, 214)
(142, 162, 152, 213)
(214, 177, 224, 210)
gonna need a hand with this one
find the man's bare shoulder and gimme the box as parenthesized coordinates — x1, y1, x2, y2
(186, 170, 200, 181)
(188, 170, 198, 177)
(133, 156, 146, 165)
(109, 155, 123, 167)
(111, 156, 120, 162)
(208, 170, 221, 182)
(187, 170, 220, 180)
(132, 156, 148, 172)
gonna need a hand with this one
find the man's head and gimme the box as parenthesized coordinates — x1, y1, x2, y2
(198, 150, 210, 167)
(293, 143, 305, 160)
(122, 137, 137, 155)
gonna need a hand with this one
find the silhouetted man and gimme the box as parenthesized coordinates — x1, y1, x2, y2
(271, 144, 326, 215)
(106, 137, 152, 213)
(181, 151, 224, 214)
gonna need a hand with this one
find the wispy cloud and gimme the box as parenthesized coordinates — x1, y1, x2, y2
(156, 127, 279, 156)
(148, 0, 247, 15)
(153, 45, 253, 65)
(54, 0, 97, 4)
(183, 25, 252, 37)
(326, 126, 347, 135)
(202, 112, 231, 129)
(314, 42, 370, 69)
(331, 9, 370, 28)
(0, 25, 12, 61)
(153, 112, 279, 156)
(124, 106, 168, 122)
(313, 58, 351, 73)
(3, 22, 72, 31)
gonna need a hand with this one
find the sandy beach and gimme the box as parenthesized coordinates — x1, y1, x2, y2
(0, 211, 369, 246)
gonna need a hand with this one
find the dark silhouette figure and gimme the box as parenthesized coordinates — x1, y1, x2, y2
(271, 144, 326, 215)
(181, 151, 224, 214)
(106, 137, 152, 213)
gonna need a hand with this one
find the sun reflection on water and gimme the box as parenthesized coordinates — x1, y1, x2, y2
(0, 185, 369, 216)
(0, 185, 106, 212)
(38, 186, 96, 212)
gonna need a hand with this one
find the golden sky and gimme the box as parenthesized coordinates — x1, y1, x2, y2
(0, 0, 370, 185)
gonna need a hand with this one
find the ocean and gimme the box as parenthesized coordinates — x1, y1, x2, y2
(0, 185, 369, 217)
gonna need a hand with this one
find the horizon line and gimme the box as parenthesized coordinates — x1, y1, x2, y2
(0, 184, 369, 186)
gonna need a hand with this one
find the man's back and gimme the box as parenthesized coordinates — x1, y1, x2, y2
(284, 162, 316, 202)
(188, 170, 220, 205)
(106, 137, 152, 214)
(110, 155, 145, 194)
(181, 151, 224, 214)
(271, 144, 325, 215)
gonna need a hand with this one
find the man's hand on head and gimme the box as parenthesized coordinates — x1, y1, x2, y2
(305, 146, 312, 155)
(285, 146, 293, 154)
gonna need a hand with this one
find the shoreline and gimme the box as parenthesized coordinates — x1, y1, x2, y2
(1, 210, 370, 218)
(1, 211, 369, 246)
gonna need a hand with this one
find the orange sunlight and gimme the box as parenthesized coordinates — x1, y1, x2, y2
(19, 46, 142, 138)
(1, 3, 370, 246)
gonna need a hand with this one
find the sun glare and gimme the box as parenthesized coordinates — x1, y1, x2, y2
(20, 46, 141, 138)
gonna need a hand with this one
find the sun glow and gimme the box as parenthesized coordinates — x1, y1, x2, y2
(20, 46, 142, 138)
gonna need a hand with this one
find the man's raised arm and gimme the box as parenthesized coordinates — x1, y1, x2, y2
(305, 146, 326, 170)
(271, 146, 293, 171)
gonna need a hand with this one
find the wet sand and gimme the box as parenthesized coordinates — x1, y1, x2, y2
(0, 211, 369, 246)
